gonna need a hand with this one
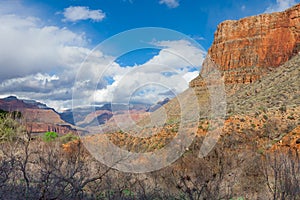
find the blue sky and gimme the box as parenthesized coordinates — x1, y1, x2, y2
(17, 0, 297, 49)
(0, 0, 299, 111)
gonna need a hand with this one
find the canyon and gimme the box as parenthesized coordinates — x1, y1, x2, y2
(190, 3, 300, 86)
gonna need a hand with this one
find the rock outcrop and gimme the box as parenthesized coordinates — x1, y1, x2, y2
(22, 109, 65, 124)
(26, 122, 76, 134)
(191, 3, 300, 86)
(0, 97, 77, 134)
(22, 108, 78, 134)
(0, 96, 39, 111)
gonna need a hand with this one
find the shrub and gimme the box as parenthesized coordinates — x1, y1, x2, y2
(257, 148, 264, 155)
(198, 125, 203, 129)
(59, 133, 79, 144)
(171, 125, 179, 132)
(279, 105, 287, 113)
(0, 109, 9, 117)
(0, 112, 23, 142)
(43, 131, 58, 142)
(122, 189, 134, 197)
(259, 106, 267, 113)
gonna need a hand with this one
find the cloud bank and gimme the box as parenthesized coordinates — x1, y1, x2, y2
(79, 39, 205, 108)
(0, 14, 87, 81)
(0, 2, 205, 111)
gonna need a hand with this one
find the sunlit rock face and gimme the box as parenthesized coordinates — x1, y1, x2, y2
(191, 3, 300, 87)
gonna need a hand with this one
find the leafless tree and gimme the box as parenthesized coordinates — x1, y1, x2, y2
(262, 150, 300, 200)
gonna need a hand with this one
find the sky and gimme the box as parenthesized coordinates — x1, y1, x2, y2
(0, 0, 299, 111)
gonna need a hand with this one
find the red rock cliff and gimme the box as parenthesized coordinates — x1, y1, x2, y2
(191, 3, 300, 86)
(22, 109, 78, 134)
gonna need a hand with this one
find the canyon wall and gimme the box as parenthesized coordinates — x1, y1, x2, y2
(23, 109, 78, 134)
(191, 3, 300, 87)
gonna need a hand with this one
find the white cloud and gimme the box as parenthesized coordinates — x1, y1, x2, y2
(1, 38, 205, 111)
(265, 0, 296, 13)
(0, 0, 35, 16)
(191, 35, 205, 41)
(0, 2, 206, 111)
(0, 5, 114, 111)
(0, 73, 59, 93)
(183, 71, 199, 83)
(148, 40, 206, 68)
(92, 40, 205, 105)
(159, 0, 180, 8)
(0, 14, 89, 80)
(63, 6, 106, 22)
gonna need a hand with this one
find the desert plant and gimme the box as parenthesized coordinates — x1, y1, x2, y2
(59, 133, 79, 144)
(0, 112, 24, 142)
(42, 131, 58, 142)
(279, 105, 287, 113)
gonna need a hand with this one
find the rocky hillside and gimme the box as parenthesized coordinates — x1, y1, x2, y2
(0, 96, 45, 111)
(87, 4, 300, 199)
(99, 53, 300, 153)
(0, 96, 76, 134)
(60, 102, 151, 126)
(94, 4, 300, 151)
(1, 4, 298, 200)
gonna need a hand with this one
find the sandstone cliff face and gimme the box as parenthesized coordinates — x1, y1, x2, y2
(22, 108, 78, 134)
(26, 122, 77, 134)
(0, 97, 77, 134)
(22, 109, 64, 124)
(191, 3, 300, 86)
(0, 98, 38, 111)
(20, 109, 77, 134)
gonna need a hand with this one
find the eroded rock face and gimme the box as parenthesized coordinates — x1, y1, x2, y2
(22, 109, 78, 134)
(26, 122, 77, 134)
(22, 109, 64, 124)
(191, 3, 300, 86)
(0, 97, 77, 134)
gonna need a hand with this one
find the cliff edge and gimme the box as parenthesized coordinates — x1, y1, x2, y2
(191, 3, 300, 86)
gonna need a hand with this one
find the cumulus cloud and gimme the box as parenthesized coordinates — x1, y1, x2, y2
(0, 14, 88, 80)
(148, 40, 206, 68)
(159, 0, 180, 8)
(63, 6, 106, 22)
(0, 2, 206, 112)
(1, 37, 205, 111)
(0, 4, 113, 111)
(92, 40, 205, 105)
(265, 0, 296, 13)
(0, 73, 59, 93)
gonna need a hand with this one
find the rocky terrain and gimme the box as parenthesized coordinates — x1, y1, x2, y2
(60, 103, 151, 125)
(0, 96, 77, 134)
(0, 4, 299, 199)
(191, 3, 300, 85)
(87, 4, 300, 199)
(0, 96, 47, 111)
(0, 96, 169, 135)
